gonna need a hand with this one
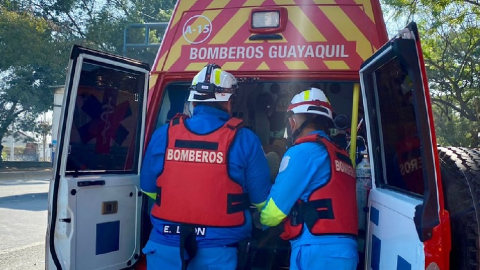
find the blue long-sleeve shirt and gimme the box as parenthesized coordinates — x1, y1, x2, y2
(261, 131, 356, 248)
(141, 105, 271, 247)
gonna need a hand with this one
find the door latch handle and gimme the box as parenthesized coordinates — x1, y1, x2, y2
(77, 180, 105, 187)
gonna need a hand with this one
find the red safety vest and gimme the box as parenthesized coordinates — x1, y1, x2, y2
(151, 114, 249, 227)
(396, 136, 423, 194)
(280, 134, 358, 240)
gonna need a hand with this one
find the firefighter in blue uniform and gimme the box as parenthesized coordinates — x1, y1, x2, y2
(140, 64, 271, 270)
(261, 87, 359, 270)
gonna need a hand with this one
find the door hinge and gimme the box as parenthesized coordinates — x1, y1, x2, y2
(135, 93, 139, 102)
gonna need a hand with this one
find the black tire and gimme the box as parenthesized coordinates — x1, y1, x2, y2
(438, 147, 480, 270)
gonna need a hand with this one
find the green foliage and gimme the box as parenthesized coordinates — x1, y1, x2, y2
(383, 0, 480, 23)
(0, 7, 63, 141)
(433, 106, 479, 147)
(0, 0, 174, 162)
(383, 0, 480, 147)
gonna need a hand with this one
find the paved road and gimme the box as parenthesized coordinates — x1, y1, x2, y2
(0, 176, 50, 270)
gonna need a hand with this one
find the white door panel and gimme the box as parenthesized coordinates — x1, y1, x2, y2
(367, 188, 424, 270)
(46, 45, 149, 270)
(74, 177, 141, 270)
(360, 23, 443, 270)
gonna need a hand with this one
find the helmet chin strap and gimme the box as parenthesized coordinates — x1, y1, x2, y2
(287, 115, 314, 146)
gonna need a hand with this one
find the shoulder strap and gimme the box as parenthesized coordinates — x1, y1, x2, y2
(224, 117, 243, 130)
(318, 136, 346, 152)
(294, 134, 319, 145)
(170, 113, 188, 126)
(318, 137, 352, 165)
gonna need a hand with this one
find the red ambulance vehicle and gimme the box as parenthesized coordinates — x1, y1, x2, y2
(46, 0, 480, 269)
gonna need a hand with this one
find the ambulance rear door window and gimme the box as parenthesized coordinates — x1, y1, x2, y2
(371, 58, 424, 196)
(66, 61, 145, 174)
(156, 83, 191, 128)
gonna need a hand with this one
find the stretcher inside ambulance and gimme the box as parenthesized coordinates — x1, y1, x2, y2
(46, 1, 465, 269)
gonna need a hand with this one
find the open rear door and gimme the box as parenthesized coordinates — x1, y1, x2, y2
(46, 45, 149, 270)
(360, 23, 449, 270)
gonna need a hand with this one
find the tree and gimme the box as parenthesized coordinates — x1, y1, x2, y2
(0, 0, 174, 164)
(34, 120, 52, 161)
(0, 5, 68, 164)
(423, 25, 480, 147)
(30, 0, 174, 64)
(382, 0, 480, 147)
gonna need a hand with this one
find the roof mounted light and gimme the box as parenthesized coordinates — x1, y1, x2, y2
(253, 11, 279, 28)
(249, 8, 287, 34)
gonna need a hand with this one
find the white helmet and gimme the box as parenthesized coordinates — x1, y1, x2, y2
(188, 64, 238, 102)
(287, 87, 333, 121)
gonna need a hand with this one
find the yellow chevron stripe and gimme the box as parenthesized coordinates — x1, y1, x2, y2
(286, 6, 326, 42)
(311, 0, 336, 4)
(163, 0, 230, 70)
(244, 0, 265, 6)
(319, 6, 373, 60)
(324, 60, 349, 70)
(222, 62, 244, 70)
(149, 74, 158, 91)
(207, 0, 231, 9)
(273, 0, 295, 4)
(354, 0, 375, 23)
(209, 8, 251, 44)
(284, 61, 308, 70)
(163, 10, 226, 71)
(312, 0, 374, 23)
(169, 0, 199, 30)
(256, 62, 270, 70)
(154, 53, 167, 72)
(186, 62, 209, 71)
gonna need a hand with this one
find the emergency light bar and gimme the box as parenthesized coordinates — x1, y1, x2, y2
(249, 8, 287, 34)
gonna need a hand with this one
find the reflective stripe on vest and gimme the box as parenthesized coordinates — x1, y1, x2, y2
(280, 134, 358, 240)
(151, 114, 249, 227)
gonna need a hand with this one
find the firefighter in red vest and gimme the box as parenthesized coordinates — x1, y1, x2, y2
(261, 87, 358, 270)
(140, 64, 271, 270)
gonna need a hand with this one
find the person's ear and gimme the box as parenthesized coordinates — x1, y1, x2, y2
(288, 117, 297, 132)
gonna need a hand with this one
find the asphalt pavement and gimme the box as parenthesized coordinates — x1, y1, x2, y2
(0, 172, 50, 270)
